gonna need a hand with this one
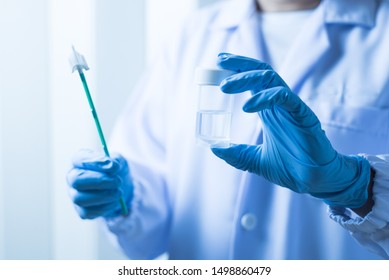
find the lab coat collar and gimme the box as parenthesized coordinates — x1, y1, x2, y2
(211, 0, 377, 30)
(277, 0, 378, 90)
(323, 0, 377, 28)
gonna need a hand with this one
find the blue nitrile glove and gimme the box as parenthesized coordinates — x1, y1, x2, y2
(67, 149, 134, 219)
(211, 53, 371, 208)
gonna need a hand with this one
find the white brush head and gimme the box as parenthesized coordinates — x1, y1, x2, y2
(69, 45, 90, 73)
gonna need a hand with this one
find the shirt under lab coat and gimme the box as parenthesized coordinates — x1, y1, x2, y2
(106, 0, 389, 259)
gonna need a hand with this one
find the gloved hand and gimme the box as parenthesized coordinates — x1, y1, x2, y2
(67, 149, 134, 219)
(211, 53, 371, 208)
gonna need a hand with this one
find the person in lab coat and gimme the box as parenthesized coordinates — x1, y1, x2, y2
(67, 0, 389, 259)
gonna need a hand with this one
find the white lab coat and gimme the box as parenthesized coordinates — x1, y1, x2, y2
(106, 0, 389, 259)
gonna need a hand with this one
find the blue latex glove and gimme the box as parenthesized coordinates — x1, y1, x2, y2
(211, 53, 371, 208)
(67, 149, 134, 219)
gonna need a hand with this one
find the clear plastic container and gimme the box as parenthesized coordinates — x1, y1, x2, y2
(195, 68, 235, 147)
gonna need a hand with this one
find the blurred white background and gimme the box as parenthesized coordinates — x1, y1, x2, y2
(0, 0, 222, 259)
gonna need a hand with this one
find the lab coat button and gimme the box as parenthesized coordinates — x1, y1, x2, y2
(241, 213, 257, 231)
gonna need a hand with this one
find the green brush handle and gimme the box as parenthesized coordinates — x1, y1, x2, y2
(79, 72, 129, 216)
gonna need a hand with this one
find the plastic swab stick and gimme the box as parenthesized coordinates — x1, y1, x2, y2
(69, 46, 129, 216)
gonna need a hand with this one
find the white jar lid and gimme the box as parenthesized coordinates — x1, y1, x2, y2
(195, 68, 236, 85)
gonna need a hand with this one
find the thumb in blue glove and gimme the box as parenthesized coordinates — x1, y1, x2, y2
(67, 149, 134, 219)
(211, 53, 371, 208)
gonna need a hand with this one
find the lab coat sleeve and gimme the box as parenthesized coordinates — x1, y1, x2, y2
(329, 154, 389, 259)
(104, 178, 170, 260)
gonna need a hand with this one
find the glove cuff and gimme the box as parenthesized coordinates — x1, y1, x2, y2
(322, 155, 371, 208)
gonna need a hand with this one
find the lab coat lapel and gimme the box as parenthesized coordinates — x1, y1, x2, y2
(278, 5, 329, 93)
(224, 3, 265, 60)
